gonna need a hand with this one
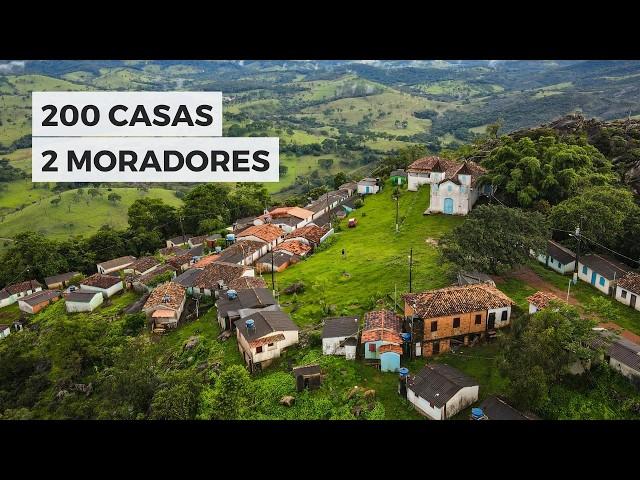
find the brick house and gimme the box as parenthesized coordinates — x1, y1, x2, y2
(403, 283, 514, 356)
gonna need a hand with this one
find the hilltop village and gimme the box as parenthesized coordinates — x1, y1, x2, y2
(2, 152, 640, 421)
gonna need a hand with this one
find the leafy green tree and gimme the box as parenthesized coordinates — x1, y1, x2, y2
(439, 205, 549, 274)
(181, 184, 232, 233)
(150, 373, 202, 420)
(333, 172, 348, 189)
(498, 303, 598, 411)
(107, 192, 122, 204)
(549, 185, 640, 255)
(127, 198, 178, 238)
(85, 226, 128, 262)
(0, 231, 67, 286)
(201, 365, 253, 420)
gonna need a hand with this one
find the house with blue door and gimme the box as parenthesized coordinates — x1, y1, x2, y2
(357, 178, 380, 195)
(427, 160, 488, 216)
(361, 310, 403, 372)
(615, 272, 640, 312)
(533, 240, 576, 275)
(577, 253, 632, 296)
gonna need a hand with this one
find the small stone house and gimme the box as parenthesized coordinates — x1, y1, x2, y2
(18, 289, 62, 314)
(234, 310, 299, 373)
(292, 364, 322, 392)
(322, 316, 360, 359)
(406, 363, 479, 420)
(578, 253, 632, 295)
(96, 255, 136, 274)
(615, 272, 640, 312)
(80, 273, 124, 298)
(0, 280, 43, 308)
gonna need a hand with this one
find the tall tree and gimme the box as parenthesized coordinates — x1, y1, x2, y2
(439, 205, 549, 274)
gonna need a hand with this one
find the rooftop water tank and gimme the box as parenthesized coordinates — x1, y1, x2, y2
(471, 408, 485, 420)
(227, 289, 238, 300)
(226, 234, 236, 242)
(399, 367, 409, 378)
(215, 246, 222, 253)
(401, 332, 411, 342)
(245, 319, 255, 330)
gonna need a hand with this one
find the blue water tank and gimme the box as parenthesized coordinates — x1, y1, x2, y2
(401, 332, 412, 342)
(226, 233, 236, 242)
(245, 319, 255, 330)
(471, 408, 484, 419)
(399, 367, 409, 378)
(227, 289, 238, 300)
(215, 246, 222, 253)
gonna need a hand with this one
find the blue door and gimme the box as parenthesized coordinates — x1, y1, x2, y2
(366, 186, 370, 193)
(443, 198, 454, 214)
(591, 271, 597, 285)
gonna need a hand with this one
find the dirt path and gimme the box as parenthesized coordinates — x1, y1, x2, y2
(496, 265, 639, 341)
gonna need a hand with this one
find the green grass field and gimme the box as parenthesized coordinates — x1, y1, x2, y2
(274, 183, 464, 326)
(0, 187, 183, 240)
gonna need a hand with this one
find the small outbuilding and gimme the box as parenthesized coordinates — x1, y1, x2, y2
(534, 240, 576, 275)
(477, 396, 538, 420)
(357, 178, 380, 195)
(527, 291, 562, 314)
(615, 272, 640, 312)
(322, 316, 359, 357)
(390, 169, 407, 185)
(292, 364, 322, 392)
(65, 290, 104, 313)
(96, 255, 136, 275)
(406, 363, 479, 420)
(44, 272, 81, 289)
(18, 289, 62, 314)
(80, 273, 124, 298)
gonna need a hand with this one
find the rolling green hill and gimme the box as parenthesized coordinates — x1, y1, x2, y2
(0, 187, 183, 240)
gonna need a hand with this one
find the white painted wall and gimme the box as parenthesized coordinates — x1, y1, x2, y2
(323, 336, 347, 356)
(615, 286, 640, 311)
(80, 281, 123, 298)
(488, 306, 511, 328)
(577, 262, 612, 295)
(529, 303, 539, 314)
(444, 385, 479, 419)
(65, 294, 104, 312)
(237, 329, 299, 366)
(429, 181, 479, 216)
(609, 357, 640, 381)
(357, 183, 379, 194)
(0, 325, 11, 339)
(407, 388, 443, 420)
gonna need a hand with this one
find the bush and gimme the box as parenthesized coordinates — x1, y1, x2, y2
(353, 198, 364, 209)
(284, 281, 305, 294)
(122, 313, 146, 336)
(308, 330, 322, 348)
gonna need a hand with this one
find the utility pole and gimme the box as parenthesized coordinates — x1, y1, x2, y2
(178, 214, 186, 242)
(572, 216, 584, 285)
(408, 248, 413, 293)
(271, 249, 276, 297)
(395, 194, 399, 233)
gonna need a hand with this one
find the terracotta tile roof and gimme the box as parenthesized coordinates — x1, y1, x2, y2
(404, 284, 514, 319)
(3, 279, 42, 295)
(439, 160, 486, 186)
(166, 252, 194, 269)
(361, 310, 402, 344)
(159, 246, 188, 257)
(228, 276, 268, 290)
(378, 344, 403, 355)
(249, 333, 286, 348)
(195, 262, 252, 289)
(81, 274, 122, 289)
(192, 254, 220, 268)
(407, 156, 456, 173)
(152, 309, 176, 318)
(129, 256, 160, 273)
(275, 240, 311, 256)
(283, 224, 328, 245)
(527, 291, 561, 309)
(238, 224, 285, 243)
(264, 206, 313, 221)
(617, 272, 640, 295)
(143, 282, 186, 311)
(97, 255, 136, 271)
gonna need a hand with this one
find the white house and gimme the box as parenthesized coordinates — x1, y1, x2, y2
(237, 224, 286, 249)
(80, 273, 124, 298)
(534, 240, 576, 275)
(406, 364, 479, 420)
(193, 262, 255, 297)
(215, 287, 279, 331)
(234, 310, 299, 372)
(18, 290, 62, 314)
(407, 156, 453, 191)
(321, 316, 359, 359)
(357, 178, 380, 195)
(253, 207, 314, 233)
(96, 255, 136, 274)
(615, 272, 640, 312)
(427, 161, 488, 216)
(0, 280, 43, 308)
(607, 336, 640, 384)
(577, 254, 632, 296)
(65, 290, 104, 313)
